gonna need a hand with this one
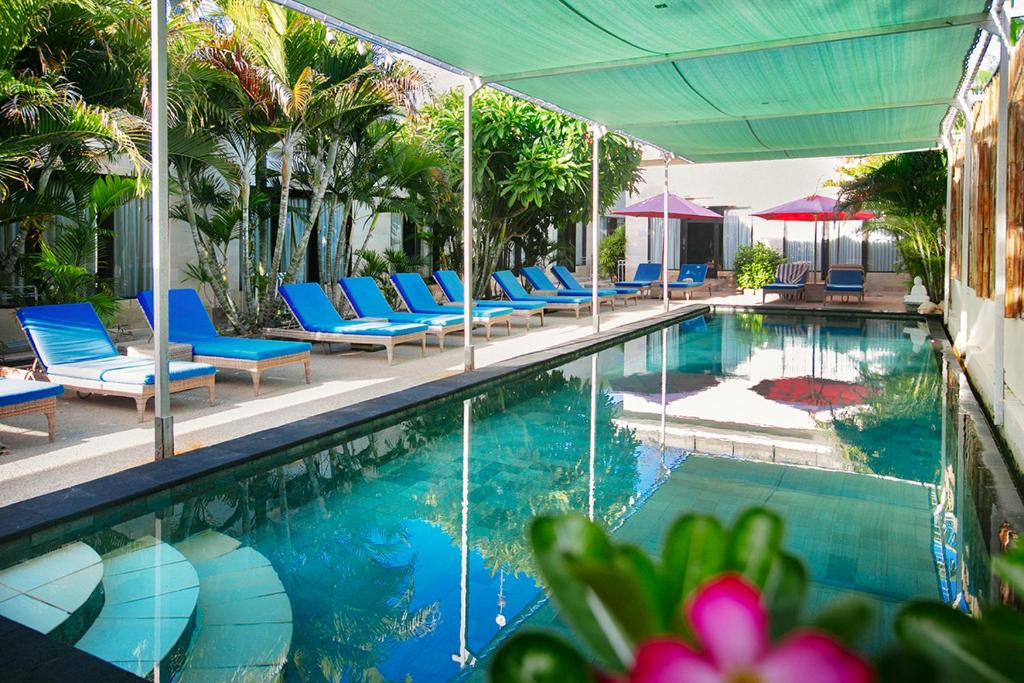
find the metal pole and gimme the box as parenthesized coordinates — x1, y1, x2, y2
(462, 78, 481, 371)
(151, 0, 172, 459)
(591, 126, 605, 333)
(993, 11, 1009, 425)
(943, 134, 954, 323)
(588, 354, 596, 521)
(662, 154, 670, 311)
(957, 96, 973, 346)
(457, 398, 471, 665)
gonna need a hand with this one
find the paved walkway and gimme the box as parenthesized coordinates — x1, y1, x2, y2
(0, 289, 908, 506)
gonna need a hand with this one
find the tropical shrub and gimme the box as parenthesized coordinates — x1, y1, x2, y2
(598, 225, 626, 279)
(733, 243, 785, 289)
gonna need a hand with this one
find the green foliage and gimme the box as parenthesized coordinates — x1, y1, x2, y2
(353, 248, 422, 309)
(733, 242, 785, 289)
(410, 88, 643, 296)
(832, 151, 947, 300)
(598, 225, 626, 279)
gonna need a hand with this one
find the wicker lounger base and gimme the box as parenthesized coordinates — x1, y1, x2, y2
(824, 291, 865, 303)
(539, 300, 593, 318)
(616, 290, 641, 306)
(193, 351, 311, 396)
(510, 307, 545, 329)
(425, 324, 465, 352)
(0, 396, 57, 442)
(474, 314, 513, 340)
(47, 374, 216, 422)
(265, 328, 426, 365)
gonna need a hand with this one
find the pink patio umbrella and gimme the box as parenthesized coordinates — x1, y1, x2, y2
(751, 195, 875, 282)
(614, 193, 722, 307)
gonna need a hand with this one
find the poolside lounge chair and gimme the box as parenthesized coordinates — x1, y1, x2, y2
(824, 265, 866, 303)
(0, 376, 63, 442)
(433, 270, 546, 329)
(139, 289, 311, 396)
(762, 261, 810, 303)
(390, 272, 513, 340)
(17, 303, 216, 421)
(492, 270, 593, 318)
(616, 262, 663, 296)
(339, 277, 465, 351)
(551, 265, 640, 306)
(663, 264, 709, 300)
(520, 266, 616, 309)
(266, 283, 428, 365)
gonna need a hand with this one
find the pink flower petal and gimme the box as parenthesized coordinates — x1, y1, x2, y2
(630, 638, 723, 683)
(686, 573, 767, 669)
(758, 631, 873, 683)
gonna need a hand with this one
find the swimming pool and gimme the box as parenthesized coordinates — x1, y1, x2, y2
(0, 310, 1015, 681)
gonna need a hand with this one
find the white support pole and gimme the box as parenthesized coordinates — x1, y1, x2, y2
(943, 134, 954, 323)
(662, 154, 671, 312)
(588, 354, 597, 521)
(993, 10, 1009, 426)
(151, 0, 172, 459)
(456, 398, 471, 665)
(462, 78, 481, 371)
(957, 96, 973, 346)
(590, 126, 605, 334)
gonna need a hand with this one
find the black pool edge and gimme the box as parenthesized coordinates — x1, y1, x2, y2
(0, 303, 710, 546)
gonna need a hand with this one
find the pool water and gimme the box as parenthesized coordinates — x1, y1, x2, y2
(0, 312, 988, 681)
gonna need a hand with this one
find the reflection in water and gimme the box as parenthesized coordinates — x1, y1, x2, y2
(0, 312, 994, 682)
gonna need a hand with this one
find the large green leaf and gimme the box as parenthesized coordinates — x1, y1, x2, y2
(488, 632, 595, 683)
(727, 508, 785, 586)
(991, 544, 1024, 596)
(529, 515, 626, 671)
(809, 595, 874, 648)
(660, 514, 728, 623)
(760, 552, 807, 637)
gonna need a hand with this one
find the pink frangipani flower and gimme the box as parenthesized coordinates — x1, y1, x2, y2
(629, 573, 872, 683)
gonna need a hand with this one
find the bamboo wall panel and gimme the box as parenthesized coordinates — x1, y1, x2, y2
(950, 137, 964, 282)
(968, 81, 997, 299)
(1007, 44, 1024, 317)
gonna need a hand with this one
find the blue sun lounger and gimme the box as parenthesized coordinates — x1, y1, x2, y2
(616, 262, 663, 295)
(520, 266, 616, 309)
(762, 262, 809, 303)
(17, 302, 216, 421)
(266, 283, 428, 365)
(339, 277, 465, 350)
(391, 272, 513, 340)
(666, 264, 709, 299)
(433, 270, 546, 329)
(139, 289, 311, 396)
(825, 266, 866, 303)
(551, 265, 640, 305)
(0, 377, 63, 443)
(492, 270, 592, 318)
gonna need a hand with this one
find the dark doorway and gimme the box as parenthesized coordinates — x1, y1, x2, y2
(685, 222, 717, 265)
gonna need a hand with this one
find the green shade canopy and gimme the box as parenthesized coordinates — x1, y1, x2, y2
(291, 0, 987, 162)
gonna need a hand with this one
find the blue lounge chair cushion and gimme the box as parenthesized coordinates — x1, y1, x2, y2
(17, 303, 119, 369)
(825, 284, 865, 292)
(551, 265, 636, 296)
(434, 270, 545, 311)
(764, 283, 805, 291)
(616, 262, 662, 286)
(676, 264, 708, 283)
(827, 269, 865, 289)
(140, 289, 309, 359)
(391, 273, 445, 313)
(48, 357, 215, 385)
(0, 378, 63, 407)
(341, 277, 463, 327)
(190, 337, 309, 361)
(279, 283, 427, 336)
(384, 311, 464, 327)
(522, 266, 603, 297)
(492, 271, 589, 304)
(667, 282, 705, 289)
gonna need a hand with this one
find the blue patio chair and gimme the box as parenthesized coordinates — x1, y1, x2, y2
(491, 270, 592, 318)
(139, 289, 311, 395)
(391, 272, 513, 340)
(666, 264, 709, 299)
(616, 262, 663, 294)
(270, 283, 428, 365)
(433, 270, 546, 329)
(824, 266, 866, 303)
(17, 302, 216, 421)
(762, 262, 810, 303)
(0, 377, 63, 443)
(520, 266, 616, 309)
(338, 276, 465, 351)
(551, 265, 640, 305)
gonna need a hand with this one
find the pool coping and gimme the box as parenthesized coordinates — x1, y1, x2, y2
(0, 303, 710, 545)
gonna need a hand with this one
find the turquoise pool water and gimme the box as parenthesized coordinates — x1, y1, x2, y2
(0, 312, 988, 681)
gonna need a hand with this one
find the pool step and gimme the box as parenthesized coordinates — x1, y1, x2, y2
(75, 535, 200, 679)
(0, 541, 104, 644)
(173, 530, 293, 683)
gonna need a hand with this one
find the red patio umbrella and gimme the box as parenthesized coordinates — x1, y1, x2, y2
(751, 376, 874, 412)
(613, 192, 723, 221)
(751, 195, 875, 282)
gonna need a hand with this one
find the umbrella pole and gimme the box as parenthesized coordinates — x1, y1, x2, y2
(813, 218, 818, 283)
(662, 154, 670, 311)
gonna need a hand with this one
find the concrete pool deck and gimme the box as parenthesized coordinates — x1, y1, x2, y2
(0, 290, 910, 506)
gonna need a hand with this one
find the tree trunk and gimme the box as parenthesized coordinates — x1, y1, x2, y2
(260, 134, 296, 319)
(285, 139, 339, 279)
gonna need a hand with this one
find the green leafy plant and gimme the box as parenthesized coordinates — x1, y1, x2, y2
(733, 243, 785, 290)
(354, 248, 423, 309)
(598, 225, 626, 279)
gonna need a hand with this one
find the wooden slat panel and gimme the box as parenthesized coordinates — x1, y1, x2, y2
(1007, 42, 1024, 317)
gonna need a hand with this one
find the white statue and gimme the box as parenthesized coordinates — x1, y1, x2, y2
(904, 276, 931, 310)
